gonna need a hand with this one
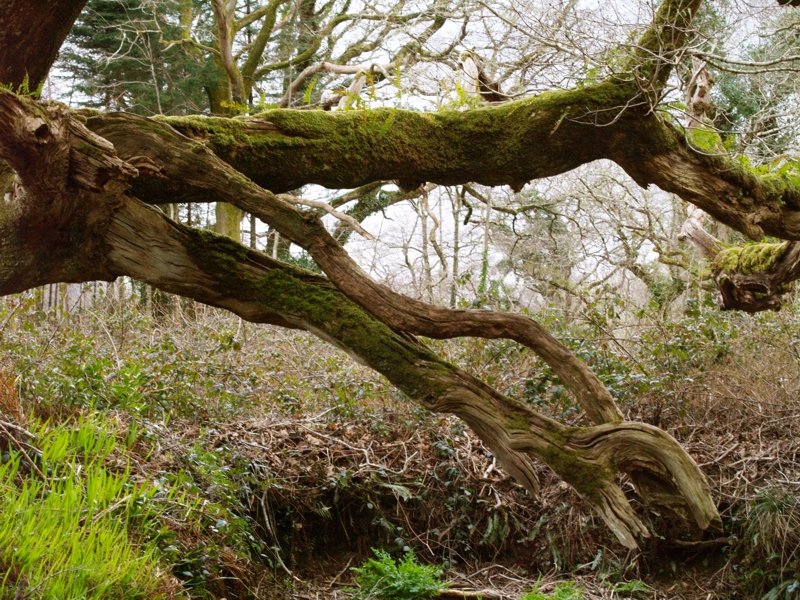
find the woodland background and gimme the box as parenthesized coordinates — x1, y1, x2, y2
(1, 0, 799, 598)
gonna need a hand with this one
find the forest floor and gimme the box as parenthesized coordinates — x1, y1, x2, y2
(0, 293, 798, 599)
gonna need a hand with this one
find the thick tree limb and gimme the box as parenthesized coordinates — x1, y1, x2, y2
(87, 111, 624, 426)
(0, 88, 720, 549)
(102, 198, 718, 549)
(0, 0, 88, 89)
(0, 0, 735, 549)
(623, 0, 702, 100)
(211, 0, 246, 105)
(679, 208, 800, 312)
(157, 83, 629, 194)
(147, 89, 800, 243)
(712, 241, 800, 312)
(86, 109, 723, 540)
(0, 90, 134, 293)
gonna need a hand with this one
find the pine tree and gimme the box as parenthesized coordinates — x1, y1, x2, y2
(60, 0, 206, 115)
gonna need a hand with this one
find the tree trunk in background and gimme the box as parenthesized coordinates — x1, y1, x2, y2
(215, 202, 243, 243)
(208, 76, 244, 242)
(450, 189, 462, 308)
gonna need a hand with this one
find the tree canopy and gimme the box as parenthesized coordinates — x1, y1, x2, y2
(2, 0, 800, 549)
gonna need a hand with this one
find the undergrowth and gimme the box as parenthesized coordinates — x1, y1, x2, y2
(0, 417, 181, 598)
(519, 581, 583, 600)
(0, 290, 798, 598)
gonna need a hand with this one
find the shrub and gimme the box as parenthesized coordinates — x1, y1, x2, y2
(349, 549, 445, 599)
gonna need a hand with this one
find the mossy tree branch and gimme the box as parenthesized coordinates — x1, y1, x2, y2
(711, 242, 800, 312)
(87, 105, 725, 541)
(88, 110, 625, 426)
(0, 83, 722, 549)
(622, 0, 702, 100)
(4, 0, 779, 549)
(143, 89, 800, 244)
(102, 198, 720, 550)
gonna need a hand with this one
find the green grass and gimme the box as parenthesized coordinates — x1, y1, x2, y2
(0, 418, 180, 599)
(519, 581, 583, 600)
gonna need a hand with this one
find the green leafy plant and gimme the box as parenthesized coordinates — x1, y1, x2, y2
(519, 581, 583, 600)
(762, 578, 800, 600)
(349, 549, 445, 599)
(0, 73, 44, 97)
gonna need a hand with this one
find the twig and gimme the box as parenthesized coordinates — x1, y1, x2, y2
(437, 588, 508, 599)
(90, 494, 133, 524)
(277, 194, 375, 240)
(325, 556, 354, 590)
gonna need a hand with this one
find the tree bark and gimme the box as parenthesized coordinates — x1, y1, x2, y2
(713, 242, 800, 312)
(0, 87, 723, 548)
(0, 0, 88, 89)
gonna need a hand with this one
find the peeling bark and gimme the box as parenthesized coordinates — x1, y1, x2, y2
(0, 91, 133, 293)
(679, 205, 722, 258)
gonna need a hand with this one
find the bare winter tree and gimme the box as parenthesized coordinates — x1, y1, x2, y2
(3, 0, 800, 548)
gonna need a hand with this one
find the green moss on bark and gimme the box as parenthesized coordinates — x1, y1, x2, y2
(159, 81, 632, 193)
(713, 242, 788, 275)
(538, 444, 612, 504)
(185, 226, 455, 401)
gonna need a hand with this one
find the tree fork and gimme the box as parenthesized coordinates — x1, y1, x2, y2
(87, 111, 624, 425)
(92, 109, 723, 533)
